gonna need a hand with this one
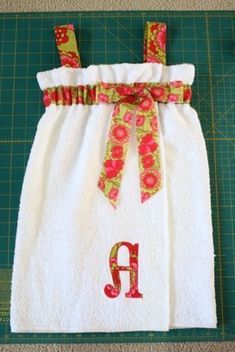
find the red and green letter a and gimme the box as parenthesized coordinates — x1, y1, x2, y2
(104, 241, 143, 298)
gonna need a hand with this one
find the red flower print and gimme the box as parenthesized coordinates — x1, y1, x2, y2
(149, 40, 158, 54)
(135, 82, 145, 91)
(151, 23, 160, 32)
(60, 51, 80, 68)
(110, 124, 130, 144)
(147, 56, 159, 63)
(168, 93, 179, 102)
(68, 51, 79, 60)
(150, 116, 158, 131)
(140, 169, 161, 190)
(142, 154, 155, 169)
(62, 87, 71, 104)
(122, 95, 136, 104)
(116, 85, 132, 96)
(157, 27, 166, 50)
(108, 187, 119, 201)
(77, 85, 85, 92)
(139, 97, 153, 111)
(76, 96, 84, 104)
(141, 192, 151, 203)
(110, 257, 117, 264)
(100, 82, 111, 89)
(151, 86, 164, 99)
(136, 115, 145, 126)
(104, 159, 124, 178)
(43, 90, 50, 107)
(98, 93, 109, 103)
(49, 90, 58, 102)
(67, 24, 74, 30)
(111, 145, 124, 159)
(54, 26, 69, 46)
(98, 177, 105, 191)
(138, 133, 158, 155)
(123, 112, 133, 124)
(170, 80, 183, 88)
(112, 104, 120, 116)
(104, 284, 119, 298)
(184, 88, 192, 102)
(125, 286, 140, 298)
(61, 56, 73, 67)
(43, 90, 59, 107)
(88, 86, 96, 101)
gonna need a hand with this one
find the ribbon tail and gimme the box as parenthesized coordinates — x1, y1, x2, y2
(97, 102, 134, 209)
(136, 98, 162, 203)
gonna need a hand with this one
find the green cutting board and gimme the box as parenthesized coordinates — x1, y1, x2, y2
(0, 11, 235, 344)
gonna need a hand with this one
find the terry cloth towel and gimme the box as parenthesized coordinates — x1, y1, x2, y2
(10, 23, 217, 333)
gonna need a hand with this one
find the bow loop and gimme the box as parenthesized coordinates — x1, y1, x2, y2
(131, 83, 148, 97)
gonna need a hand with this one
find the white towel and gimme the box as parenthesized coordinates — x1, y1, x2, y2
(10, 62, 217, 332)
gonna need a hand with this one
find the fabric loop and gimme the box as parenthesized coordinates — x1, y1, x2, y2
(54, 24, 81, 68)
(144, 22, 167, 64)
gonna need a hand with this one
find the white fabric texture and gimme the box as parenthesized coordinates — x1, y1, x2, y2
(10, 62, 217, 332)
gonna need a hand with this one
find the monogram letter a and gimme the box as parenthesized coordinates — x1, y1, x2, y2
(104, 241, 143, 298)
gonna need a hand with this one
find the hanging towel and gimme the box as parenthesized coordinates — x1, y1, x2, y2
(10, 22, 217, 332)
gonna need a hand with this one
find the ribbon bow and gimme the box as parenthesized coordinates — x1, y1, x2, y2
(97, 81, 190, 208)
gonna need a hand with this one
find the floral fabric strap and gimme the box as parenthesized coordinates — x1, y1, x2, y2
(43, 82, 191, 107)
(54, 24, 81, 68)
(42, 81, 192, 208)
(144, 22, 166, 64)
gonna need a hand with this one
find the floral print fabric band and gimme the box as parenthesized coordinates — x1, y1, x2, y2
(144, 22, 166, 64)
(43, 81, 192, 208)
(54, 24, 81, 68)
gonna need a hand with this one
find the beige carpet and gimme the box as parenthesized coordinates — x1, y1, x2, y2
(0, 1, 234, 351)
(1, 0, 235, 11)
(0, 342, 235, 351)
